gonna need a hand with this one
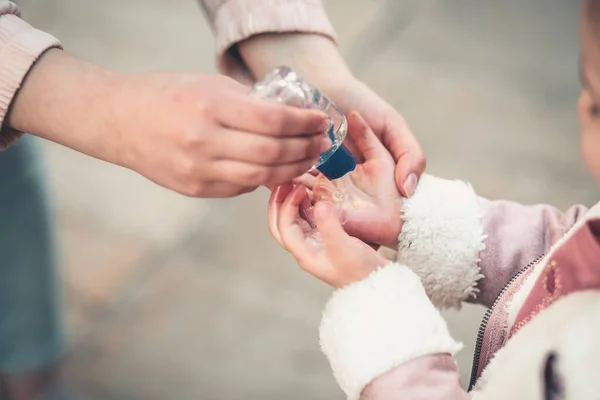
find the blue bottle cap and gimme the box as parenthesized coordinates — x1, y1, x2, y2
(317, 145, 356, 180)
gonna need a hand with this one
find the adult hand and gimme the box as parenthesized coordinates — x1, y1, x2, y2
(239, 33, 426, 197)
(8, 49, 330, 197)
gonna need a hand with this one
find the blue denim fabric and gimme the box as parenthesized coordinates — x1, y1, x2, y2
(0, 136, 64, 373)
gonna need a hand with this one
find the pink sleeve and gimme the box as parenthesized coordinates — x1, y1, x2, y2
(391, 174, 590, 309)
(362, 354, 470, 400)
(0, 2, 62, 149)
(197, 0, 336, 83)
(474, 198, 587, 307)
(320, 264, 463, 400)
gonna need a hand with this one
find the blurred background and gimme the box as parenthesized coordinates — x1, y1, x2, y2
(11, 0, 598, 398)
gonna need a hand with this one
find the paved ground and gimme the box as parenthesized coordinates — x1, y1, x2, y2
(16, 0, 598, 398)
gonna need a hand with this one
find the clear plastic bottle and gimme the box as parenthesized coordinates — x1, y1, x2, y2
(251, 66, 354, 227)
(250, 66, 356, 180)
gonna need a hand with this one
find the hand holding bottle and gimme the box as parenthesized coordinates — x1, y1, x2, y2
(239, 33, 425, 197)
(8, 50, 330, 198)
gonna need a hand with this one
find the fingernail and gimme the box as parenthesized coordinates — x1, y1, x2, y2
(320, 136, 332, 153)
(403, 173, 418, 197)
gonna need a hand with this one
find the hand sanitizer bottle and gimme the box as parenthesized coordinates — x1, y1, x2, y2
(250, 66, 356, 180)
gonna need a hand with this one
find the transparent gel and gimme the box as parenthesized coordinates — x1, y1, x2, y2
(300, 173, 351, 229)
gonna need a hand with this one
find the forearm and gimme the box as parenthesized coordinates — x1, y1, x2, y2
(474, 198, 587, 306)
(0, 1, 125, 162)
(198, 0, 338, 83)
(362, 354, 470, 400)
(7, 49, 125, 164)
(238, 32, 353, 87)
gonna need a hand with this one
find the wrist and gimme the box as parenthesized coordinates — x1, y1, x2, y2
(382, 224, 402, 251)
(238, 32, 354, 91)
(8, 49, 126, 163)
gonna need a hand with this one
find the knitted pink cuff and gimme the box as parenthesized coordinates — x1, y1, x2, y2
(0, 14, 62, 149)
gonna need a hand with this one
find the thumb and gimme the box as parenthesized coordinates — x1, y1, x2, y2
(346, 111, 388, 161)
(314, 201, 349, 256)
(382, 113, 426, 197)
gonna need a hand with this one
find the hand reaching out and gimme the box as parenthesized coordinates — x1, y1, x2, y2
(268, 111, 403, 287)
(269, 183, 389, 288)
(293, 112, 404, 249)
(9, 50, 330, 198)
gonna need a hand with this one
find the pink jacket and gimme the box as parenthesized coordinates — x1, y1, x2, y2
(320, 174, 600, 399)
(0, 0, 335, 149)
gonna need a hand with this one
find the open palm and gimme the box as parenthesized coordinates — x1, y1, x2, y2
(310, 112, 403, 249)
(268, 183, 389, 288)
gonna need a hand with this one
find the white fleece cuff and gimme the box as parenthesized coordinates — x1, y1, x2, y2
(398, 174, 486, 309)
(320, 263, 462, 400)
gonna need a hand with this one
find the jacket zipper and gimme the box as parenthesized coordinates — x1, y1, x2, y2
(467, 253, 546, 391)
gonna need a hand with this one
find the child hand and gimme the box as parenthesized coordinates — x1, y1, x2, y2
(298, 112, 404, 249)
(268, 183, 389, 288)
